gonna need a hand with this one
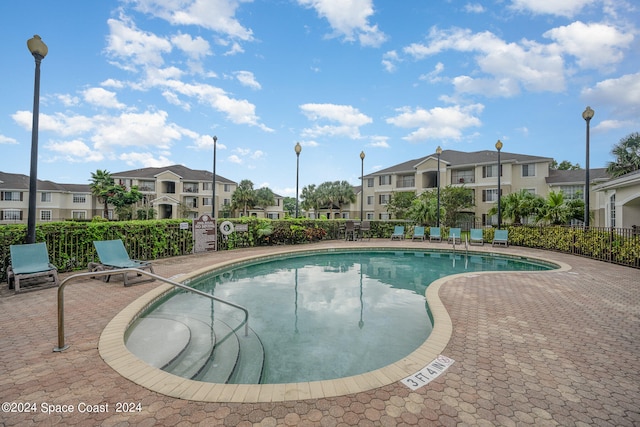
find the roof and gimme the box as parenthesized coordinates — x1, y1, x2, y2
(546, 168, 610, 185)
(594, 168, 640, 191)
(0, 172, 91, 193)
(366, 149, 554, 176)
(111, 165, 236, 184)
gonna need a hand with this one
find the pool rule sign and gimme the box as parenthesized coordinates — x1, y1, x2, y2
(193, 214, 217, 252)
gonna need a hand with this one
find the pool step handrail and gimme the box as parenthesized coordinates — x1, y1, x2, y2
(54, 268, 249, 352)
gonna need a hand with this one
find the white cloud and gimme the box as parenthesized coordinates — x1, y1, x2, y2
(106, 16, 172, 70)
(118, 152, 174, 167)
(300, 103, 373, 139)
(582, 72, 640, 117)
(228, 154, 243, 164)
(544, 21, 634, 71)
(464, 3, 485, 13)
(171, 33, 211, 60)
(83, 88, 126, 109)
(386, 104, 484, 142)
(0, 135, 18, 145)
(509, 0, 597, 18)
(297, 0, 387, 47)
(235, 71, 261, 90)
(45, 139, 104, 162)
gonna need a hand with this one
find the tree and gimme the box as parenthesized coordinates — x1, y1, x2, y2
(536, 190, 583, 225)
(550, 160, 581, 170)
(231, 179, 255, 216)
(386, 192, 415, 219)
(89, 169, 114, 219)
(489, 189, 544, 224)
(606, 132, 640, 177)
(300, 184, 322, 216)
(440, 185, 474, 226)
(255, 187, 276, 215)
(407, 190, 441, 225)
(335, 180, 356, 216)
(106, 185, 144, 220)
(282, 197, 297, 217)
(316, 181, 340, 218)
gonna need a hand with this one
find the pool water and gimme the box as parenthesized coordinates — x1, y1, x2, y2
(127, 250, 554, 384)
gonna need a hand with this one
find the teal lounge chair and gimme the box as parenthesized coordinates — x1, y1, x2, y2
(7, 242, 59, 292)
(391, 225, 405, 240)
(91, 239, 155, 286)
(469, 228, 484, 246)
(429, 227, 442, 242)
(492, 229, 509, 247)
(448, 228, 461, 244)
(412, 226, 426, 241)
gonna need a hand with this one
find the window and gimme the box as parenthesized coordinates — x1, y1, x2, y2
(2, 210, 22, 220)
(224, 184, 232, 192)
(379, 194, 390, 204)
(522, 164, 536, 177)
(367, 196, 373, 205)
(223, 198, 231, 206)
(183, 183, 198, 193)
(451, 169, 474, 184)
(118, 178, 133, 188)
(184, 197, 198, 208)
(267, 213, 279, 219)
(379, 212, 390, 220)
(366, 213, 374, 220)
(396, 175, 415, 188)
(203, 182, 212, 191)
(610, 194, 616, 228)
(138, 181, 155, 192)
(559, 185, 582, 200)
(41, 192, 52, 202)
(1, 191, 22, 201)
(203, 197, 212, 206)
(482, 189, 500, 202)
(40, 210, 52, 221)
(72, 211, 86, 220)
(367, 178, 374, 187)
(482, 165, 501, 178)
(379, 175, 391, 185)
(73, 194, 86, 203)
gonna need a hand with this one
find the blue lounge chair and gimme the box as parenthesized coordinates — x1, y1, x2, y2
(91, 239, 155, 286)
(448, 228, 461, 244)
(391, 225, 405, 240)
(469, 228, 484, 246)
(429, 227, 442, 242)
(492, 229, 509, 247)
(7, 242, 59, 292)
(412, 226, 426, 241)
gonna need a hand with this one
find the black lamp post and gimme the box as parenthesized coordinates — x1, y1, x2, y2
(436, 146, 442, 227)
(212, 135, 217, 218)
(295, 142, 301, 218)
(26, 35, 48, 244)
(360, 151, 365, 220)
(495, 140, 503, 229)
(582, 106, 594, 228)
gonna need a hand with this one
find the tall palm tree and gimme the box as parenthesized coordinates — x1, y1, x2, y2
(606, 132, 640, 177)
(317, 181, 339, 219)
(489, 189, 543, 225)
(408, 190, 440, 225)
(89, 169, 114, 218)
(335, 180, 356, 216)
(255, 187, 276, 215)
(300, 184, 321, 216)
(231, 179, 255, 216)
(536, 191, 576, 225)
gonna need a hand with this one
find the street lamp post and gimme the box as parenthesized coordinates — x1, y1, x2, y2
(26, 35, 48, 244)
(436, 146, 442, 227)
(582, 106, 594, 228)
(495, 140, 503, 229)
(360, 151, 365, 220)
(212, 135, 217, 218)
(294, 142, 301, 218)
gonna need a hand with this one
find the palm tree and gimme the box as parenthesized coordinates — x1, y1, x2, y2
(536, 191, 581, 225)
(317, 181, 339, 219)
(89, 169, 114, 218)
(335, 180, 356, 216)
(407, 190, 441, 225)
(231, 179, 255, 216)
(489, 189, 543, 225)
(301, 184, 321, 217)
(255, 187, 276, 216)
(606, 132, 640, 177)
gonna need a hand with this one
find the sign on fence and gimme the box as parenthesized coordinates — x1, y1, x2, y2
(193, 215, 217, 252)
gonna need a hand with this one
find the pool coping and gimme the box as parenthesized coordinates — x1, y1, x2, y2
(98, 244, 570, 403)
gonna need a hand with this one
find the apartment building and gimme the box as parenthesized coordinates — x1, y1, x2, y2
(0, 172, 94, 224)
(346, 149, 610, 226)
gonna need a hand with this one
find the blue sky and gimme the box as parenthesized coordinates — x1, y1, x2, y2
(1, 0, 638, 197)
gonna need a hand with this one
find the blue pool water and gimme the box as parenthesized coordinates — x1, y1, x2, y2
(126, 249, 555, 384)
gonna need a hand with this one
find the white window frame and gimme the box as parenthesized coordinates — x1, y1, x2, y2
(72, 211, 86, 220)
(41, 192, 52, 202)
(40, 210, 52, 221)
(2, 191, 22, 201)
(3, 209, 22, 220)
(522, 163, 536, 177)
(73, 194, 86, 204)
(483, 189, 499, 203)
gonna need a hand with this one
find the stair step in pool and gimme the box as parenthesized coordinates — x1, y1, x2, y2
(125, 317, 190, 368)
(227, 326, 265, 384)
(194, 320, 239, 383)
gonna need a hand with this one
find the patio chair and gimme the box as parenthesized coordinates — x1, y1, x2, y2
(429, 227, 442, 242)
(492, 229, 509, 247)
(7, 242, 59, 292)
(344, 220, 357, 241)
(448, 228, 462, 244)
(90, 239, 155, 286)
(390, 225, 405, 240)
(412, 226, 426, 241)
(469, 228, 484, 246)
(359, 221, 371, 241)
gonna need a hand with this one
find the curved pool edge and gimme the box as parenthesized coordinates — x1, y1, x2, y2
(98, 245, 569, 403)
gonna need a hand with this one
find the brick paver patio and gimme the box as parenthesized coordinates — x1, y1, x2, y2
(1, 240, 638, 426)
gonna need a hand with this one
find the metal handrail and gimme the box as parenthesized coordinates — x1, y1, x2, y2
(54, 268, 249, 352)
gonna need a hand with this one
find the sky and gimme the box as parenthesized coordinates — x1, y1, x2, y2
(1, 0, 638, 198)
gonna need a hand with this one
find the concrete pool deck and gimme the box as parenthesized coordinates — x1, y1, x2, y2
(1, 239, 639, 426)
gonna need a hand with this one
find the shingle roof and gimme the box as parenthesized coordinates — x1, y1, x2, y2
(546, 168, 610, 184)
(0, 172, 90, 192)
(366, 149, 554, 176)
(111, 165, 236, 184)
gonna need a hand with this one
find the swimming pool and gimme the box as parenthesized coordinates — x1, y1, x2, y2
(124, 249, 556, 385)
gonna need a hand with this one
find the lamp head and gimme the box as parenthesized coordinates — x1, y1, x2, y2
(582, 106, 594, 121)
(27, 35, 48, 59)
(295, 142, 302, 155)
(360, 151, 365, 160)
(212, 135, 217, 144)
(495, 140, 503, 151)
(436, 146, 442, 155)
